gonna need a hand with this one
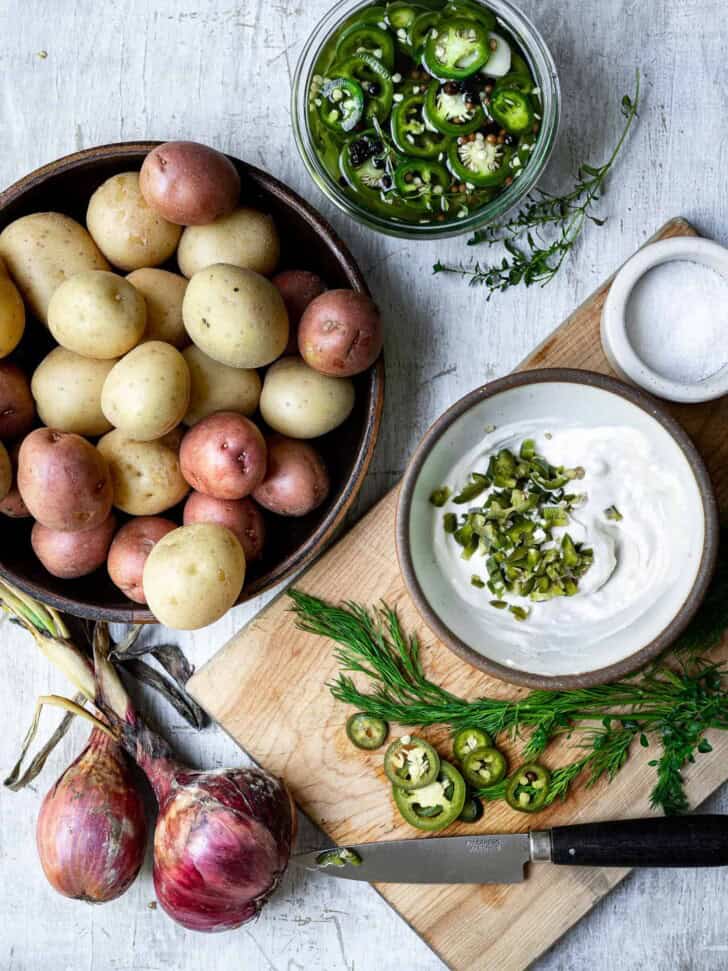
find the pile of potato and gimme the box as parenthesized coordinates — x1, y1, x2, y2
(0, 141, 383, 630)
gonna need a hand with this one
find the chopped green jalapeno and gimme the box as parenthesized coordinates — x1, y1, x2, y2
(337, 53, 394, 121)
(316, 847, 363, 867)
(390, 93, 449, 158)
(346, 712, 389, 750)
(393, 158, 450, 208)
(453, 472, 489, 503)
(448, 135, 512, 186)
(429, 485, 451, 506)
(336, 22, 396, 71)
(318, 78, 366, 134)
(458, 794, 484, 823)
(462, 745, 507, 787)
(384, 736, 441, 790)
(505, 763, 551, 812)
(423, 17, 490, 80)
(471, 574, 485, 588)
(488, 87, 535, 134)
(443, 512, 458, 533)
(605, 504, 623, 521)
(424, 79, 485, 136)
(452, 726, 492, 762)
(393, 760, 466, 831)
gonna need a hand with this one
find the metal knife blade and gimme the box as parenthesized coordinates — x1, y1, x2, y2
(292, 833, 534, 884)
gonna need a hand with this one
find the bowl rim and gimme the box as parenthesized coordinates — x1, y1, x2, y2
(0, 142, 385, 624)
(396, 366, 720, 689)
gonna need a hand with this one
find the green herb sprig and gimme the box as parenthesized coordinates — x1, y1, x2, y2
(432, 71, 641, 296)
(288, 532, 728, 816)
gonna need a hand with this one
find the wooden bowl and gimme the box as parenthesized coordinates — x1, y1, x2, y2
(0, 142, 384, 622)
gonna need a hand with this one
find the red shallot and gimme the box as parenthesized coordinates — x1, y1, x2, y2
(93, 628, 296, 931)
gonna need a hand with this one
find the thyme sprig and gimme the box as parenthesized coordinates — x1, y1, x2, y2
(432, 71, 641, 296)
(288, 532, 728, 815)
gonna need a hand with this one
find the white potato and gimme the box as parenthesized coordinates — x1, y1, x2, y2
(126, 267, 188, 347)
(101, 341, 190, 441)
(142, 522, 245, 630)
(260, 356, 355, 438)
(31, 348, 115, 436)
(86, 172, 181, 271)
(48, 269, 146, 359)
(0, 212, 108, 323)
(182, 345, 261, 426)
(0, 262, 25, 357)
(97, 428, 189, 516)
(183, 263, 288, 368)
(0, 442, 11, 501)
(177, 206, 280, 278)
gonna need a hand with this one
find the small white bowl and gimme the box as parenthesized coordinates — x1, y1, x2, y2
(396, 369, 718, 689)
(601, 237, 728, 403)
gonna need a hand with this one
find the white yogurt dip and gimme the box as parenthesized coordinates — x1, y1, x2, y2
(432, 420, 687, 655)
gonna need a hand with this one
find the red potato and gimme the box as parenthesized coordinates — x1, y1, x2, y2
(140, 142, 240, 226)
(107, 516, 177, 604)
(0, 361, 35, 440)
(272, 270, 327, 354)
(18, 429, 113, 532)
(298, 289, 382, 377)
(0, 442, 29, 518)
(252, 435, 329, 517)
(179, 412, 267, 500)
(183, 492, 265, 562)
(32, 514, 116, 579)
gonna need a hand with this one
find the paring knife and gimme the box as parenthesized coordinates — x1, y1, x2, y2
(293, 816, 728, 884)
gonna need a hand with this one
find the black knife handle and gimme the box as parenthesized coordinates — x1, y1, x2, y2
(550, 815, 728, 867)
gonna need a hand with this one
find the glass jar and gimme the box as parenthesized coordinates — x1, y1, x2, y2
(292, 0, 560, 240)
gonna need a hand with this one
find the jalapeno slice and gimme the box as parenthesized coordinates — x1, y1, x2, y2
(337, 22, 396, 72)
(393, 158, 450, 208)
(390, 93, 449, 157)
(337, 53, 394, 121)
(488, 87, 535, 135)
(318, 78, 366, 134)
(384, 735, 441, 790)
(493, 71, 535, 95)
(505, 763, 551, 813)
(393, 761, 467, 831)
(424, 78, 485, 135)
(410, 10, 441, 55)
(339, 131, 390, 192)
(458, 794, 484, 823)
(448, 134, 512, 186)
(346, 712, 390, 750)
(423, 16, 490, 79)
(462, 746, 507, 787)
(452, 726, 492, 762)
(443, 0, 497, 32)
(356, 5, 388, 23)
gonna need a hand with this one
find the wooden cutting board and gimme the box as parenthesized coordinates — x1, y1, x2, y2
(188, 218, 728, 971)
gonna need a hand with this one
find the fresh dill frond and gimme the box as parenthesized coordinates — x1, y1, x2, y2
(432, 70, 641, 297)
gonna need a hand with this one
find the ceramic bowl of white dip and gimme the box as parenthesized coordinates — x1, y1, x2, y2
(397, 368, 718, 689)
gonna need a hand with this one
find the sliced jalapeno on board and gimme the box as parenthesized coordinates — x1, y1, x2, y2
(453, 726, 492, 762)
(393, 761, 466, 831)
(448, 134, 512, 186)
(424, 79, 485, 135)
(316, 847, 363, 867)
(423, 16, 490, 79)
(337, 53, 394, 121)
(384, 735, 441, 789)
(488, 87, 535, 134)
(462, 746, 507, 787)
(318, 78, 366, 134)
(346, 712, 389, 750)
(505, 763, 551, 813)
(336, 22, 396, 72)
(458, 794, 484, 823)
(390, 93, 450, 157)
(393, 158, 450, 208)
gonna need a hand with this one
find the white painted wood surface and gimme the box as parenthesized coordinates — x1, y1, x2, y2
(1, 0, 727, 968)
